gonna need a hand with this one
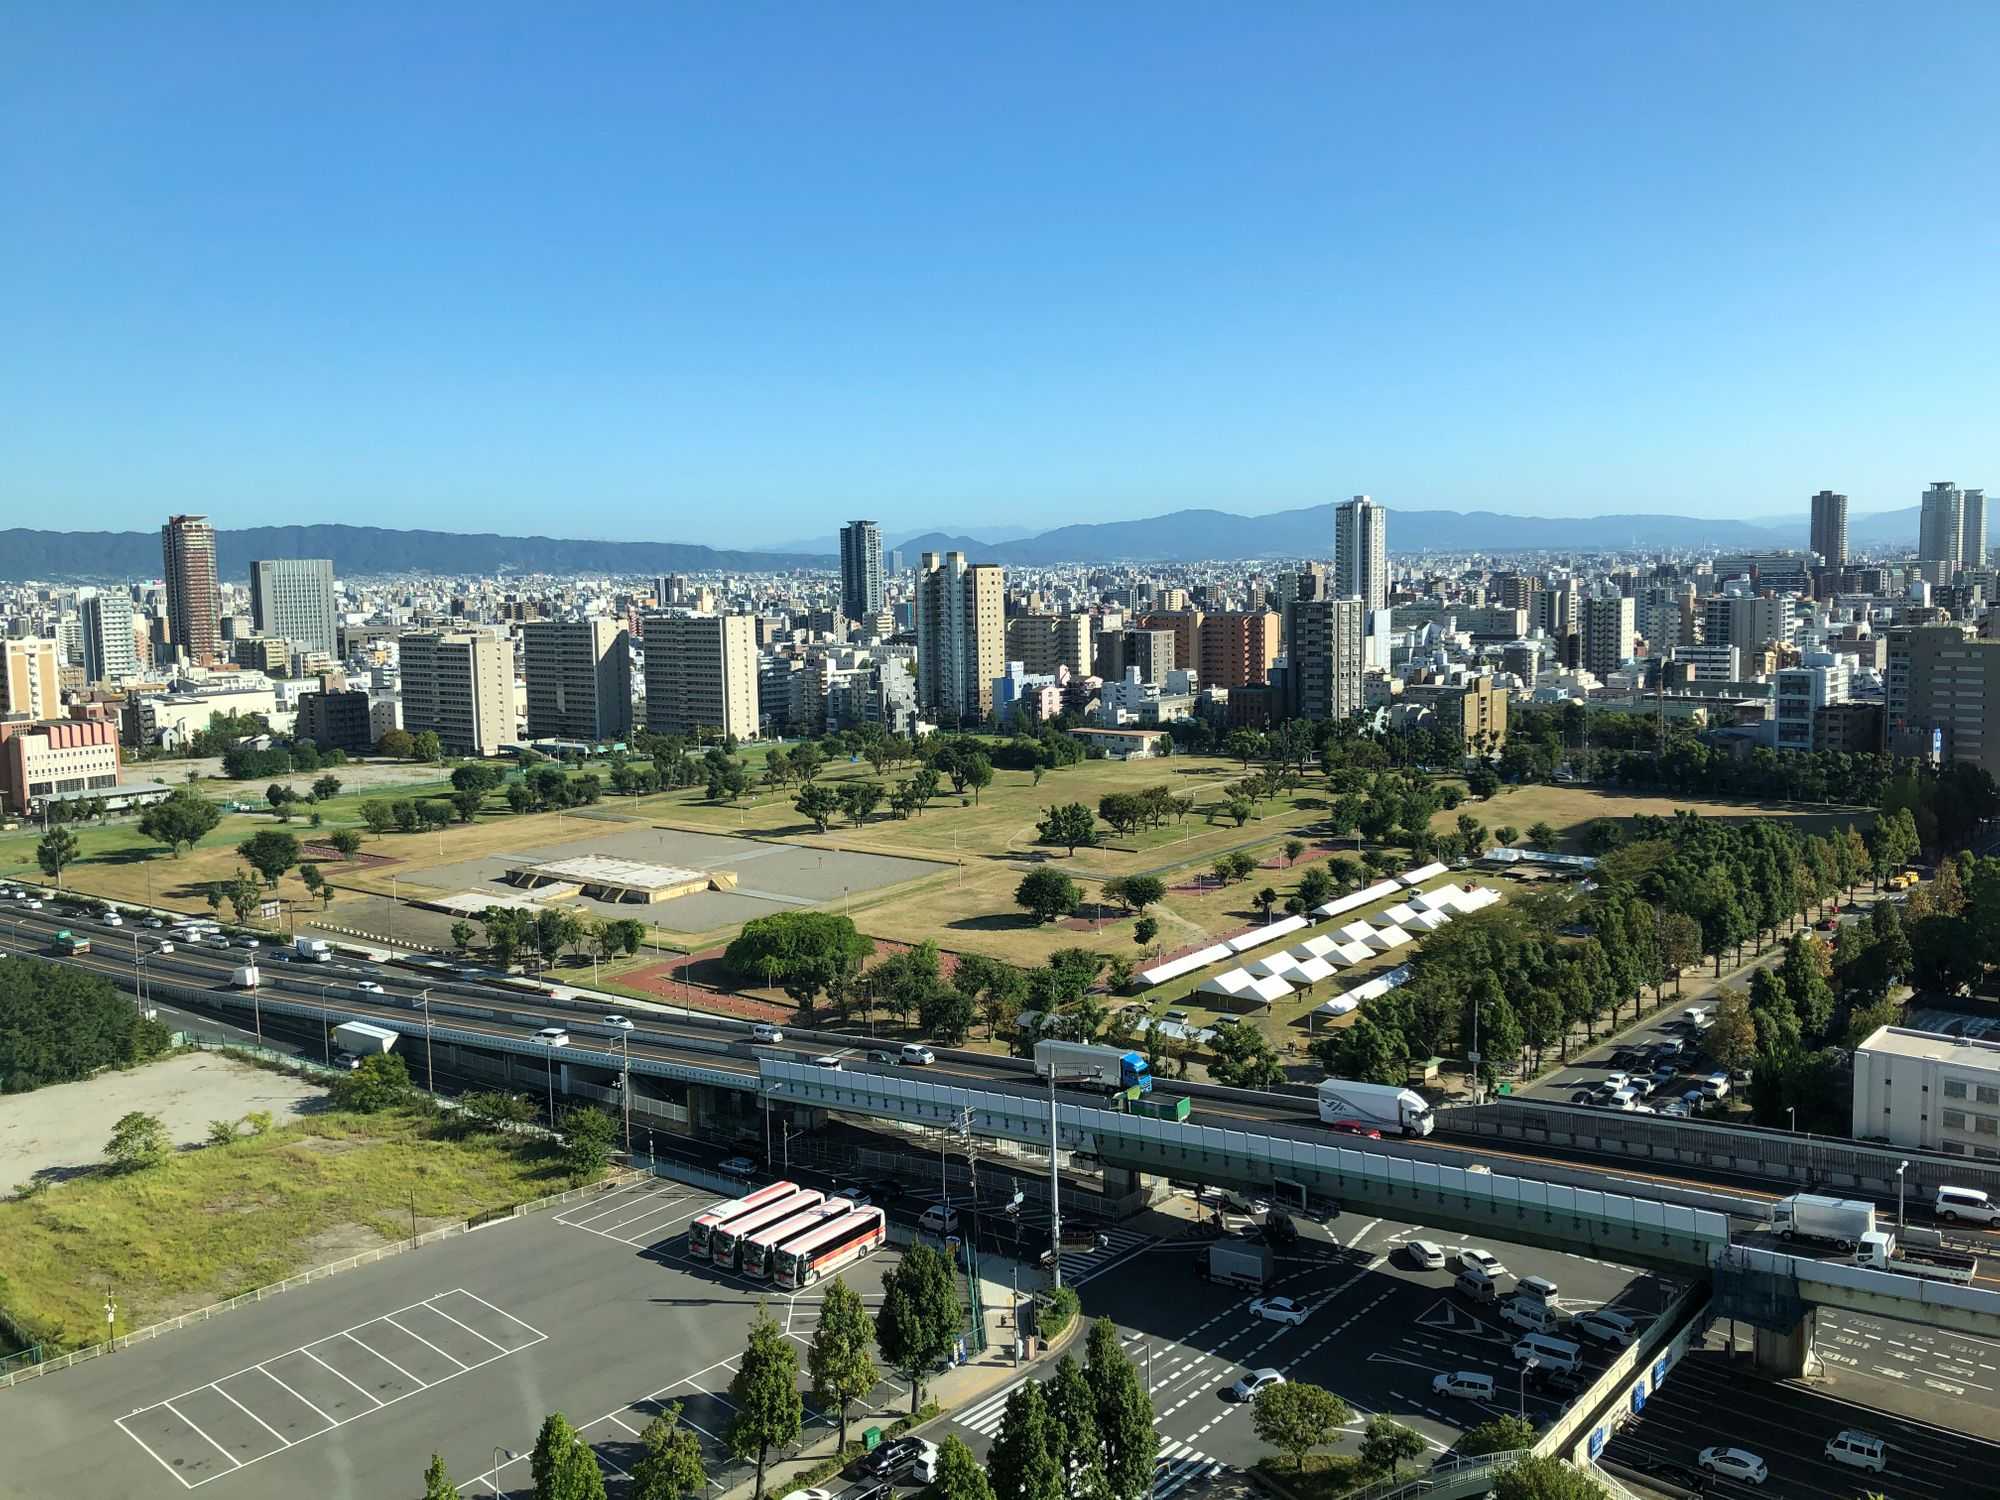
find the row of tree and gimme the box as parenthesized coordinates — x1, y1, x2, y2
(0, 958, 171, 1096)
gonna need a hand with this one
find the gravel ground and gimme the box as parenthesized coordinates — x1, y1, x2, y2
(137, 756, 451, 796)
(0, 1052, 326, 1190)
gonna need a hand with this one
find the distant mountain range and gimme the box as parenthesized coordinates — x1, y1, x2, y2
(0, 503, 1927, 580)
(0, 524, 824, 581)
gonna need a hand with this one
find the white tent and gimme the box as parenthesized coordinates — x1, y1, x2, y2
(1347, 975, 1395, 1003)
(1292, 955, 1337, 985)
(1365, 926, 1413, 952)
(1382, 902, 1421, 927)
(1315, 993, 1360, 1017)
(1138, 942, 1233, 988)
(1244, 973, 1295, 1005)
(1332, 940, 1375, 965)
(1337, 920, 1376, 943)
(1410, 887, 1457, 913)
(1296, 934, 1341, 959)
(1199, 967, 1258, 998)
(1400, 861, 1450, 887)
(1409, 909, 1452, 932)
(1248, 951, 1303, 979)
(1227, 915, 1309, 953)
(1312, 878, 1403, 920)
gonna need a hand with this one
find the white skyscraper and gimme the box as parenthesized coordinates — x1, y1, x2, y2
(1333, 495, 1387, 612)
(1919, 482, 1965, 572)
(1962, 489, 1988, 570)
(79, 589, 140, 684)
(249, 558, 338, 657)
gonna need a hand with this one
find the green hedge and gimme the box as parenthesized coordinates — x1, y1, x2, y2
(780, 1402, 943, 1493)
(1040, 1284, 1080, 1339)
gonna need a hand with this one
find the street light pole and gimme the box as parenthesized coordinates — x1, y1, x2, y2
(420, 987, 435, 1095)
(620, 1033, 632, 1156)
(1897, 1159, 1909, 1233)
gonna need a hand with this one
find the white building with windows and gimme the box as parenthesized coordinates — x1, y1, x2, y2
(1852, 1026, 2000, 1158)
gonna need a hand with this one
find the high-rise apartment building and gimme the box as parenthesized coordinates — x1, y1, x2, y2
(1135, 612, 1203, 682)
(78, 591, 140, 685)
(1004, 614, 1092, 677)
(1198, 611, 1281, 688)
(249, 558, 338, 657)
(1963, 489, 1988, 571)
(1286, 597, 1364, 722)
(161, 514, 221, 663)
(1579, 596, 1636, 678)
(642, 613, 760, 741)
(1809, 490, 1849, 569)
(0, 638, 59, 719)
(1920, 482, 1965, 573)
(913, 552, 1005, 725)
(1888, 624, 2000, 776)
(1333, 495, 1388, 611)
(522, 618, 632, 742)
(398, 630, 512, 757)
(839, 520, 884, 625)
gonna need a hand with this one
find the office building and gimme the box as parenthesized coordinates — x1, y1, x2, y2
(1579, 596, 1636, 678)
(1964, 489, 1989, 571)
(1333, 495, 1388, 611)
(522, 618, 632, 742)
(839, 520, 885, 625)
(913, 551, 1005, 725)
(1402, 674, 1508, 751)
(1701, 594, 1791, 655)
(294, 688, 375, 754)
(1888, 624, 2000, 776)
(1670, 643, 1742, 682)
(1286, 596, 1364, 722)
(1774, 659, 1850, 753)
(1809, 490, 1849, 569)
(1004, 614, 1092, 678)
(77, 592, 140, 685)
(398, 630, 512, 757)
(1920, 482, 1965, 572)
(0, 717, 122, 816)
(1851, 1025, 2000, 1157)
(1198, 611, 1281, 688)
(249, 558, 337, 657)
(1, 638, 61, 720)
(643, 612, 759, 741)
(161, 514, 221, 664)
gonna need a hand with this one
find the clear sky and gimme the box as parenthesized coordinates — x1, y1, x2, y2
(4, 4, 1995, 545)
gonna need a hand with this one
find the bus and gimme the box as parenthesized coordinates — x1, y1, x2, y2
(711, 1188, 826, 1270)
(688, 1180, 798, 1261)
(741, 1200, 848, 1280)
(774, 1207, 887, 1289)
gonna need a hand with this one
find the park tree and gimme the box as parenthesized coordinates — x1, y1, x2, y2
(1527, 820, 1557, 849)
(411, 730, 444, 765)
(1360, 1416, 1427, 1480)
(423, 1453, 461, 1500)
(596, 917, 647, 959)
(962, 752, 994, 804)
(874, 1241, 961, 1412)
(529, 1411, 607, 1500)
(36, 826, 80, 886)
(836, 780, 885, 827)
(137, 789, 223, 855)
(724, 912, 872, 1012)
(1494, 1455, 1607, 1500)
(299, 861, 328, 907)
(727, 1304, 801, 1500)
(1016, 867, 1080, 924)
(561, 1106, 617, 1182)
(1709, 989, 1757, 1075)
(988, 1381, 1062, 1500)
(1208, 1023, 1287, 1089)
(1037, 803, 1098, 856)
(1313, 1014, 1407, 1085)
(360, 800, 396, 835)
(630, 1404, 707, 1500)
(794, 783, 840, 832)
(1252, 1381, 1350, 1471)
(105, 1110, 171, 1171)
(332, 1052, 412, 1112)
(931, 1436, 995, 1500)
(376, 728, 415, 758)
(1460, 1415, 1536, 1456)
(918, 984, 976, 1043)
(1133, 915, 1159, 948)
(807, 1277, 879, 1454)
(328, 828, 364, 859)
(312, 774, 343, 801)
(1085, 1317, 1157, 1500)
(450, 919, 477, 953)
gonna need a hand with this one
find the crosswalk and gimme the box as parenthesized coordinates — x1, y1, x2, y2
(1055, 1226, 1154, 1286)
(1154, 1439, 1223, 1500)
(954, 1376, 1030, 1437)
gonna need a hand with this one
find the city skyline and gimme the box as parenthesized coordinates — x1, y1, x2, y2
(6, 5, 1995, 541)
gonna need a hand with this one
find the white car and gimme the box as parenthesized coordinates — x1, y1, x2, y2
(602, 1014, 636, 1030)
(835, 1186, 872, 1208)
(150, 940, 175, 955)
(103, 913, 123, 926)
(142, 916, 164, 929)
(535, 1027, 570, 1047)
(1697, 1448, 1768, 1486)
(234, 937, 260, 949)
(1230, 1368, 1285, 1402)
(811, 1055, 844, 1070)
(751, 1023, 784, 1043)
(355, 980, 386, 994)
(1458, 1247, 1506, 1279)
(1408, 1239, 1447, 1270)
(899, 1043, 935, 1066)
(1248, 1296, 1309, 1326)
(779, 1489, 837, 1500)
(22, 899, 41, 910)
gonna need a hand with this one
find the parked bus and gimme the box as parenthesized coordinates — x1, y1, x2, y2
(711, 1188, 826, 1270)
(774, 1207, 887, 1289)
(741, 1200, 848, 1280)
(687, 1180, 798, 1261)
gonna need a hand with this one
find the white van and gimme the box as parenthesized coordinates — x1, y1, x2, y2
(919, 1204, 960, 1235)
(1573, 1309, 1639, 1347)
(1501, 1299, 1561, 1335)
(1516, 1275, 1559, 1304)
(1431, 1371, 1495, 1401)
(899, 1043, 935, 1066)
(1823, 1431, 1886, 1473)
(1454, 1271, 1499, 1305)
(1511, 1333, 1583, 1373)
(1935, 1186, 1998, 1225)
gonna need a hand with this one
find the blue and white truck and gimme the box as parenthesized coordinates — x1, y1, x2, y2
(1033, 1040, 1152, 1093)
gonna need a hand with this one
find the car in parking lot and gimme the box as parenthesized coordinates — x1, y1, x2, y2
(1697, 1448, 1768, 1485)
(1823, 1430, 1885, 1473)
(1229, 1368, 1285, 1401)
(1525, 1363, 1586, 1397)
(1326, 1119, 1382, 1139)
(834, 1186, 872, 1209)
(1570, 1089, 1597, 1105)
(1408, 1239, 1446, 1270)
(1699, 1072, 1731, 1100)
(1457, 1247, 1505, 1279)
(1432, 1371, 1496, 1401)
(718, 1155, 757, 1176)
(602, 1014, 635, 1030)
(779, 1488, 837, 1500)
(1573, 1309, 1639, 1346)
(1248, 1296, 1309, 1325)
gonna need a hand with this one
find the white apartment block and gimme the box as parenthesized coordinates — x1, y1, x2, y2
(1334, 495, 1388, 612)
(398, 629, 512, 757)
(1853, 1026, 2000, 1159)
(643, 612, 760, 741)
(522, 617, 632, 742)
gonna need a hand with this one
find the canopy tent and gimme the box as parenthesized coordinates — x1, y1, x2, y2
(1347, 975, 1395, 1003)
(1365, 925, 1413, 952)
(1248, 951, 1303, 978)
(1296, 934, 1341, 959)
(1243, 972, 1296, 1004)
(1292, 955, 1338, 985)
(1408, 909, 1452, 932)
(1199, 967, 1258, 998)
(1312, 879, 1403, 920)
(1337, 920, 1377, 943)
(1410, 887, 1458, 913)
(1400, 861, 1450, 886)
(1382, 902, 1421, 927)
(1332, 940, 1375, 965)
(1138, 942, 1233, 988)
(1315, 993, 1360, 1017)
(1227, 915, 1309, 953)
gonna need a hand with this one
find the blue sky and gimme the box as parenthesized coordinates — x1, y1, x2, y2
(4, 4, 1995, 545)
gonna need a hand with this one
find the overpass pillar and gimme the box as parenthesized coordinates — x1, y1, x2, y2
(1750, 1310, 1820, 1379)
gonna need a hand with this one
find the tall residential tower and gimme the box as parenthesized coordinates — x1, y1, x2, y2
(913, 551, 1004, 725)
(1809, 490, 1848, 569)
(1333, 495, 1387, 611)
(839, 520, 884, 625)
(161, 514, 221, 664)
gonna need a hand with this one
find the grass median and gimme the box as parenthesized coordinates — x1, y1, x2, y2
(0, 1100, 586, 1353)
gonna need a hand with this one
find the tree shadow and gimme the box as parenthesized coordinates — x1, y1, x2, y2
(946, 913, 1040, 932)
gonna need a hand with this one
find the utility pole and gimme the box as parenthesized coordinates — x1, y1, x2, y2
(620, 1033, 633, 1156)
(420, 987, 435, 1094)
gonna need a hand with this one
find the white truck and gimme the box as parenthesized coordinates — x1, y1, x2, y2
(332, 1020, 399, 1070)
(1774, 1193, 1876, 1251)
(1317, 1079, 1435, 1137)
(1854, 1231, 1978, 1283)
(293, 936, 332, 962)
(229, 964, 260, 989)
(1033, 1040, 1153, 1093)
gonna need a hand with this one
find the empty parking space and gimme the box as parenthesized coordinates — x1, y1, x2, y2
(114, 1291, 546, 1489)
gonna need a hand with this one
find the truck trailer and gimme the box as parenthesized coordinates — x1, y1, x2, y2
(1204, 1239, 1275, 1289)
(1033, 1041, 1152, 1093)
(1316, 1079, 1435, 1137)
(229, 965, 260, 989)
(1774, 1193, 1876, 1250)
(1854, 1232, 1978, 1283)
(293, 937, 332, 962)
(332, 1021, 399, 1062)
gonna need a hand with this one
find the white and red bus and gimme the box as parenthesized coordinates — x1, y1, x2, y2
(688, 1180, 797, 1260)
(741, 1200, 848, 1280)
(774, 1206, 887, 1289)
(712, 1188, 826, 1270)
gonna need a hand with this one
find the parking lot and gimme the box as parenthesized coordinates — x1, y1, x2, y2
(1527, 1009, 1742, 1118)
(0, 1181, 909, 1500)
(941, 1200, 1682, 1488)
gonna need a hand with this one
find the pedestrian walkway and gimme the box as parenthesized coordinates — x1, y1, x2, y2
(1056, 1226, 1155, 1287)
(1154, 1438, 1225, 1500)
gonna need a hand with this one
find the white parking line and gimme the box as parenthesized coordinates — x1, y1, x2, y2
(165, 1400, 241, 1469)
(215, 1385, 293, 1447)
(423, 1302, 512, 1355)
(341, 1330, 426, 1388)
(300, 1348, 384, 1407)
(380, 1314, 473, 1371)
(255, 1366, 335, 1426)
